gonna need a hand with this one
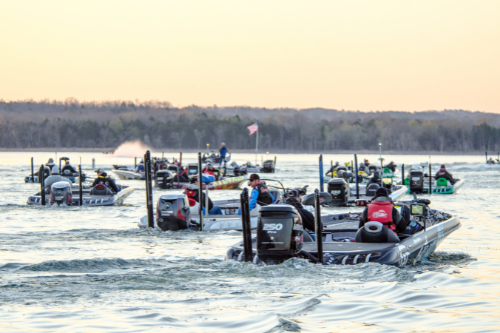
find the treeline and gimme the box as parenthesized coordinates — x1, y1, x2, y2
(0, 99, 499, 152)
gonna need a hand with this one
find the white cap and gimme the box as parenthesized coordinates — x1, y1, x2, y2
(51, 166, 59, 174)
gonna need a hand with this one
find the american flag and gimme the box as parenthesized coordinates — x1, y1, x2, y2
(247, 121, 258, 135)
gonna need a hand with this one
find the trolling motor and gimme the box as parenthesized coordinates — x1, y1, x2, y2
(155, 194, 191, 231)
(50, 181, 73, 206)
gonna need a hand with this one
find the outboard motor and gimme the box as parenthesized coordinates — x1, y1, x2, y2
(368, 165, 378, 174)
(409, 170, 425, 193)
(355, 222, 400, 243)
(255, 205, 303, 265)
(155, 170, 173, 189)
(50, 181, 72, 205)
(327, 178, 349, 206)
(187, 164, 198, 175)
(262, 160, 275, 173)
(156, 194, 191, 231)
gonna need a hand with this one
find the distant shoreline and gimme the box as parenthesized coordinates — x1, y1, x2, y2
(0, 147, 490, 156)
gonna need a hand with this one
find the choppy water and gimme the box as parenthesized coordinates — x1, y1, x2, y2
(1, 152, 500, 332)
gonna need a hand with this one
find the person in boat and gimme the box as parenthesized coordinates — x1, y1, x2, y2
(359, 187, 403, 233)
(325, 161, 340, 177)
(285, 189, 315, 232)
(44, 166, 72, 189)
(364, 159, 370, 167)
(135, 160, 145, 173)
(61, 160, 77, 174)
(177, 167, 190, 183)
(366, 171, 382, 187)
(187, 178, 222, 215)
(435, 165, 456, 185)
(203, 164, 216, 178)
(238, 173, 274, 215)
(384, 161, 396, 172)
(219, 142, 230, 167)
(91, 169, 119, 193)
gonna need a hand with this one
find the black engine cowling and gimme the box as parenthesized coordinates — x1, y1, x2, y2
(261, 160, 275, 173)
(156, 194, 191, 231)
(256, 205, 303, 264)
(155, 170, 173, 189)
(327, 178, 349, 206)
(409, 171, 425, 193)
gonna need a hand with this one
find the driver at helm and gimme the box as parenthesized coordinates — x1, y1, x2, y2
(358, 188, 404, 233)
(238, 173, 274, 215)
(285, 190, 315, 232)
(135, 160, 145, 173)
(44, 166, 72, 188)
(435, 165, 456, 185)
(61, 160, 77, 174)
(91, 168, 119, 193)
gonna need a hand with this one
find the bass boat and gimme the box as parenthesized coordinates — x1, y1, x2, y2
(225, 194, 460, 267)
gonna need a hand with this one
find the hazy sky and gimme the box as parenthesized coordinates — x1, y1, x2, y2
(1, 1, 499, 112)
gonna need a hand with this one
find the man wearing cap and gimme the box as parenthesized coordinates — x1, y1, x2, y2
(91, 169, 119, 193)
(285, 190, 316, 232)
(246, 173, 274, 212)
(358, 187, 403, 233)
(435, 164, 455, 185)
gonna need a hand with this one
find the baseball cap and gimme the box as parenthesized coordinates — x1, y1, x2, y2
(249, 174, 260, 181)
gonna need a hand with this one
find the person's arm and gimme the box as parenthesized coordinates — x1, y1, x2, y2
(91, 178, 99, 187)
(109, 179, 119, 192)
(249, 188, 259, 210)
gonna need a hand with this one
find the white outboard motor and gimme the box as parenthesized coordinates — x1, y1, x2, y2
(50, 181, 72, 205)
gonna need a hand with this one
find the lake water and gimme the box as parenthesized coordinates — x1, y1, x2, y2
(1, 152, 499, 332)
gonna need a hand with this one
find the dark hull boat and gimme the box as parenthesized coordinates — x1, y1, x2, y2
(226, 194, 460, 267)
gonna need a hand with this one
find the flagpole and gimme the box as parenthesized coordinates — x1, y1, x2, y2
(255, 127, 258, 165)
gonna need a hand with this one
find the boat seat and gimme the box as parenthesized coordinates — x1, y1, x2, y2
(90, 184, 113, 195)
(436, 178, 449, 187)
(303, 232, 314, 242)
(355, 222, 400, 243)
(366, 183, 380, 197)
(270, 189, 282, 203)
